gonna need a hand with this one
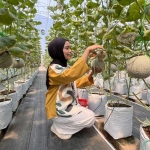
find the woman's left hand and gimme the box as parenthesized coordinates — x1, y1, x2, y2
(91, 66, 103, 75)
(88, 68, 103, 81)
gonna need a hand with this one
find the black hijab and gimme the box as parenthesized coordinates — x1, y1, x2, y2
(46, 37, 68, 89)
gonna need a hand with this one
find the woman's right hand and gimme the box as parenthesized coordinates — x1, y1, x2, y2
(82, 44, 104, 62)
(86, 44, 104, 53)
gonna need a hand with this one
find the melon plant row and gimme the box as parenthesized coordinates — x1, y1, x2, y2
(0, 0, 42, 90)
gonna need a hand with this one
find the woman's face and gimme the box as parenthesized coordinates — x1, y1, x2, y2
(63, 41, 72, 60)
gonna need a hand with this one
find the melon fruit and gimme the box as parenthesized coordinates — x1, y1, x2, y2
(0, 51, 13, 68)
(91, 58, 105, 73)
(97, 51, 106, 61)
(30, 64, 35, 68)
(13, 58, 25, 68)
(126, 55, 150, 78)
(110, 64, 118, 72)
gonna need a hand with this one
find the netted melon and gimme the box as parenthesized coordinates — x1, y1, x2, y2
(97, 51, 106, 61)
(91, 58, 105, 73)
(126, 55, 150, 78)
(110, 64, 118, 72)
(30, 64, 35, 68)
(0, 51, 13, 68)
(12, 58, 25, 68)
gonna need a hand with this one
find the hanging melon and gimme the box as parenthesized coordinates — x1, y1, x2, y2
(12, 58, 25, 68)
(126, 55, 150, 78)
(0, 51, 13, 68)
(89, 50, 106, 61)
(110, 64, 118, 72)
(97, 51, 106, 61)
(30, 64, 35, 68)
(91, 57, 105, 73)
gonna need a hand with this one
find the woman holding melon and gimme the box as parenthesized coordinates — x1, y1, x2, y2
(45, 37, 104, 140)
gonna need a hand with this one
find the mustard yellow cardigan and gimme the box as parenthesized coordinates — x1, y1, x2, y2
(45, 57, 93, 119)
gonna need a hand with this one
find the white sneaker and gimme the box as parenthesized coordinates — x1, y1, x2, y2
(51, 125, 72, 140)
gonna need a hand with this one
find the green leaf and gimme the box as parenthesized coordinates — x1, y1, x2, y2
(0, 42, 5, 50)
(111, 49, 122, 55)
(117, 0, 135, 6)
(70, 7, 83, 17)
(70, 0, 79, 7)
(102, 70, 114, 81)
(53, 21, 62, 29)
(143, 30, 150, 41)
(86, 1, 99, 9)
(34, 21, 42, 25)
(8, 47, 27, 57)
(3, 0, 19, 5)
(18, 12, 27, 19)
(0, 36, 16, 50)
(71, 19, 83, 27)
(86, 31, 94, 35)
(47, 6, 57, 12)
(9, 5, 17, 15)
(26, 21, 37, 30)
(0, 0, 4, 8)
(87, 12, 101, 22)
(18, 0, 25, 3)
(109, 39, 119, 47)
(28, 7, 37, 14)
(24, 44, 34, 49)
(77, 0, 84, 5)
(103, 9, 116, 15)
(19, 21, 26, 27)
(25, 0, 35, 8)
(126, 0, 145, 22)
(95, 28, 107, 38)
(0, 8, 16, 25)
(103, 25, 116, 41)
(15, 43, 29, 51)
(116, 46, 132, 53)
(121, 26, 138, 33)
(112, 4, 123, 18)
(144, 5, 150, 19)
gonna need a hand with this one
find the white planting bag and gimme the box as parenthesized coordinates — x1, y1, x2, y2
(104, 78, 116, 91)
(104, 102, 133, 139)
(88, 94, 107, 116)
(115, 83, 127, 95)
(94, 78, 104, 88)
(0, 99, 12, 130)
(138, 79, 148, 90)
(129, 85, 143, 100)
(146, 89, 150, 105)
(14, 82, 22, 101)
(8, 92, 18, 112)
(140, 124, 150, 150)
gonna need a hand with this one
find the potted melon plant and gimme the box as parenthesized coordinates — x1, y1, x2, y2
(0, 52, 13, 130)
(136, 118, 150, 150)
(88, 50, 107, 117)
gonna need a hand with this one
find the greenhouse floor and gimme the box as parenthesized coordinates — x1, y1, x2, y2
(0, 67, 112, 150)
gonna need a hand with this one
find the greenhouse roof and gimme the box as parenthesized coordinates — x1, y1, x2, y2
(34, 0, 56, 52)
(35, 0, 55, 19)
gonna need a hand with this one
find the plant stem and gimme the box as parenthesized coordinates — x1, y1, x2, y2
(6, 68, 10, 98)
(142, 78, 150, 89)
(135, 0, 150, 23)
